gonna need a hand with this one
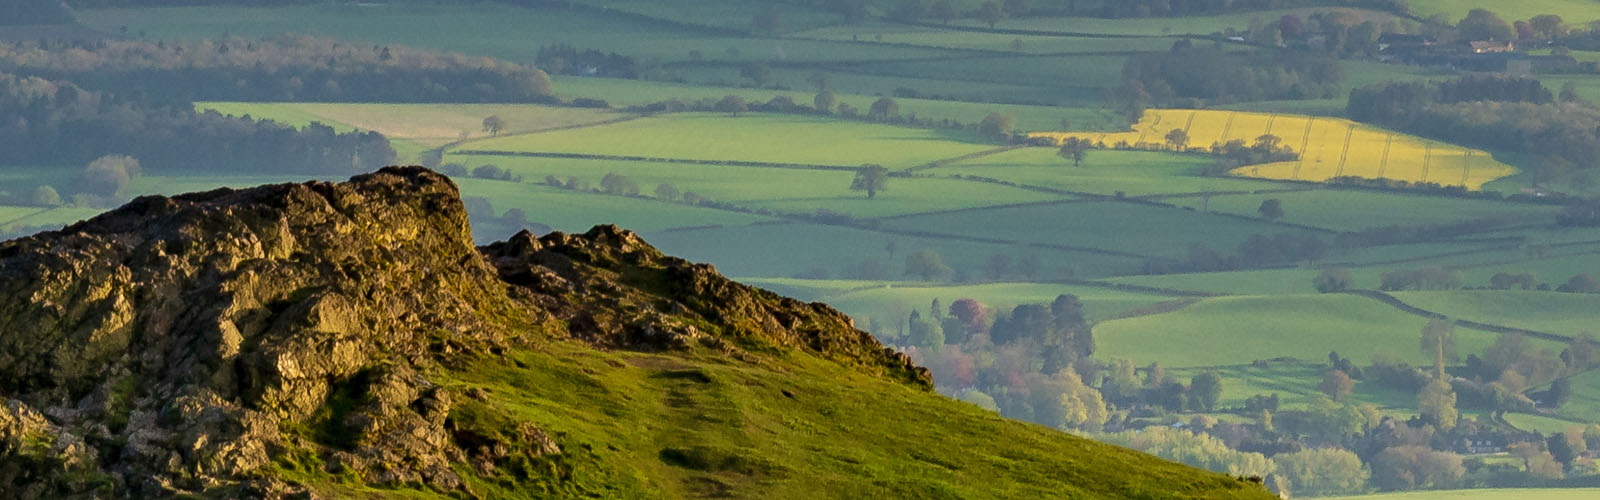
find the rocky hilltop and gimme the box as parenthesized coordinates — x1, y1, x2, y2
(0, 168, 1271, 499)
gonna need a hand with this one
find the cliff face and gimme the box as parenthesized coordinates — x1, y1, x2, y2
(0, 167, 926, 497)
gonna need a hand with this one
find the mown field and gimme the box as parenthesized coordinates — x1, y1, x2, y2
(1035, 109, 1519, 189)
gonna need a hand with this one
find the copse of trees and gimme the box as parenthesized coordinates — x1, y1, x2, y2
(0, 36, 555, 106)
(1348, 75, 1600, 184)
(1117, 40, 1343, 109)
(0, 72, 393, 174)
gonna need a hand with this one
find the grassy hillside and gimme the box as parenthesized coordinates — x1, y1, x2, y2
(1326, 489, 1600, 500)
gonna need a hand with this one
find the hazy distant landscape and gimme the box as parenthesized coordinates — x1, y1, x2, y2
(7, 0, 1600, 497)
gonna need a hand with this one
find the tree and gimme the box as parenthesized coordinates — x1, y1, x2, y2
(851, 164, 889, 199)
(868, 97, 899, 121)
(1458, 8, 1513, 41)
(977, 113, 1015, 139)
(1057, 137, 1092, 167)
(1314, 268, 1353, 293)
(31, 185, 60, 207)
(1189, 372, 1223, 411)
(806, 71, 830, 92)
(1054, 369, 1108, 431)
(907, 310, 945, 351)
(77, 155, 141, 199)
(751, 8, 779, 37)
(740, 63, 772, 88)
(1164, 128, 1190, 151)
(481, 115, 506, 136)
(1421, 318, 1459, 377)
(813, 90, 838, 114)
(905, 250, 952, 281)
(1418, 378, 1459, 431)
(1257, 198, 1284, 222)
(930, 0, 956, 25)
(1510, 442, 1565, 479)
(1002, 0, 1029, 17)
(653, 183, 680, 202)
(1529, 14, 1566, 39)
(599, 173, 640, 196)
(1558, 274, 1600, 293)
(1274, 448, 1369, 497)
(983, 254, 1013, 280)
(714, 95, 748, 115)
(1319, 369, 1355, 401)
(948, 298, 988, 338)
(978, 1, 1005, 29)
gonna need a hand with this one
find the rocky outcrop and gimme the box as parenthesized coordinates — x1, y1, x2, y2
(0, 167, 926, 498)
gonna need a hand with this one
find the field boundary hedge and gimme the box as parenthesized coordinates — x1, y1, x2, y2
(1338, 289, 1573, 342)
(452, 150, 860, 171)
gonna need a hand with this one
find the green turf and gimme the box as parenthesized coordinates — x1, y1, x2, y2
(672, 64, 1073, 106)
(1168, 361, 1419, 412)
(1167, 190, 1560, 231)
(855, 54, 1129, 94)
(951, 8, 1399, 36)
(931, 147, 1289, 196)
(549, 76, 1127, 132)
(881, 200, 1321, 257)
(1093, 293, 1556, 368)
(458, 113, 992, 169)
(444, 155, 1064, 218)
(1388, 291, 1600, 338)
(1551, 368, 1600, 424)
(568, 0, 840, 34)
(641, 221, 1147, 280)
(199, 102, 626, 148)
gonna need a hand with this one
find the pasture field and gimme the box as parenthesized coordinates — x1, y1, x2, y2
(640, 221, 1148, 279)
(197, 102, 625, 148)
(808, 281, 1181, 323)
(1390, 291, 1600, 338)
(451, 178, 770, 234)
(1168, 190, 1560, 231)
(950, 8, 1399, 37)
(791, 24, 1179, 54)
(881, 200, 1321, 256)
(445, 156, 1065, 219)
(548, 76, 1127, 132)
(1327, 489, 1600, 500)
(1168, 361, 1419, 411)
(1034, 109, 1519, 189)
(1092, 294, 1559, 368)
(931, 147, 1289, 196)
(458, 113, 992, 169)
(855, 54, 1130, 91)
(1550, 369, 1600, 424)
(670, 65, 1073, 107)
(76, 4, 958, 64)
(1404, 0, 1600, 23)
(567, 0, 840, 34)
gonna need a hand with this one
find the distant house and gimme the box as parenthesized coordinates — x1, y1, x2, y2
(1469, 40, 1516, 54)
(1461, 434, 1507, 454)
(1377, 33, 1436, 51)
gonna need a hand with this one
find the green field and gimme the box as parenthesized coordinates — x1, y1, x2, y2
(882, 201, 1319, 257)
(1390, 291, 1600, 338)
(933, 147, 1289, 196)
(1169, 361, 1419, 411)
(1169, 190, 1560, 231)
(442, 155, 1064, 218)
(954, 8, 1399, 36)
(790, 281, 1179, 323)
(792, 23, 1179, 54)
(459, 113, 992, 169)
(452, 178, 771, 233)
(1405, 0, 1600, 22)
(1328, 489, 1600, 500)
(1093, 294, 1553, 368)
(199, 102, 624, 147)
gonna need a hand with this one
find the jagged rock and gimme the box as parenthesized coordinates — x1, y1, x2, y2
(0, 167, 928, 497)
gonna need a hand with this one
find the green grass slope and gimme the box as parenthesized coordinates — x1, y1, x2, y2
(415, 340, 1277, 499)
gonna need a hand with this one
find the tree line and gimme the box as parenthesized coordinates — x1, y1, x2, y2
(1, 0, 74, 25)
(1117, 40, 1343, 114)
(0, 36, 555, 106)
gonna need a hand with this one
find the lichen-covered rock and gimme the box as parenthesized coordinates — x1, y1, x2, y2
(0, 167, 926, 497)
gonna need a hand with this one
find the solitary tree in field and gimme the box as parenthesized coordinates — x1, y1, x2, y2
(1257, 198, 1284, 222)
(653, 183, 680, 202)
(851, 164, 890, 198)
(814, 90, 838, 114)
(1313, 267, 1353, 293)
(978, 1, 1005, 28)
(1421, 318, 1458, 379)
(1319, 369, 1354, 401)
(481, 115, 506, 136)
(715, 95, 748, 115)
(905, 249, 953, 281)
(869, 97, 899, 121)
(978, 113, 1015, 139)
(740, 63, 773, 88)
(807, 71, 830, 92)
(1188, 372, 1223, 411)
(1165, 128, 1190, 151)
(1057, 137, 1092, 167)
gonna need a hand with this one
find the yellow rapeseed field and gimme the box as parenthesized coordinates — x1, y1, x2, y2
(1031, 109, 1517, 189)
